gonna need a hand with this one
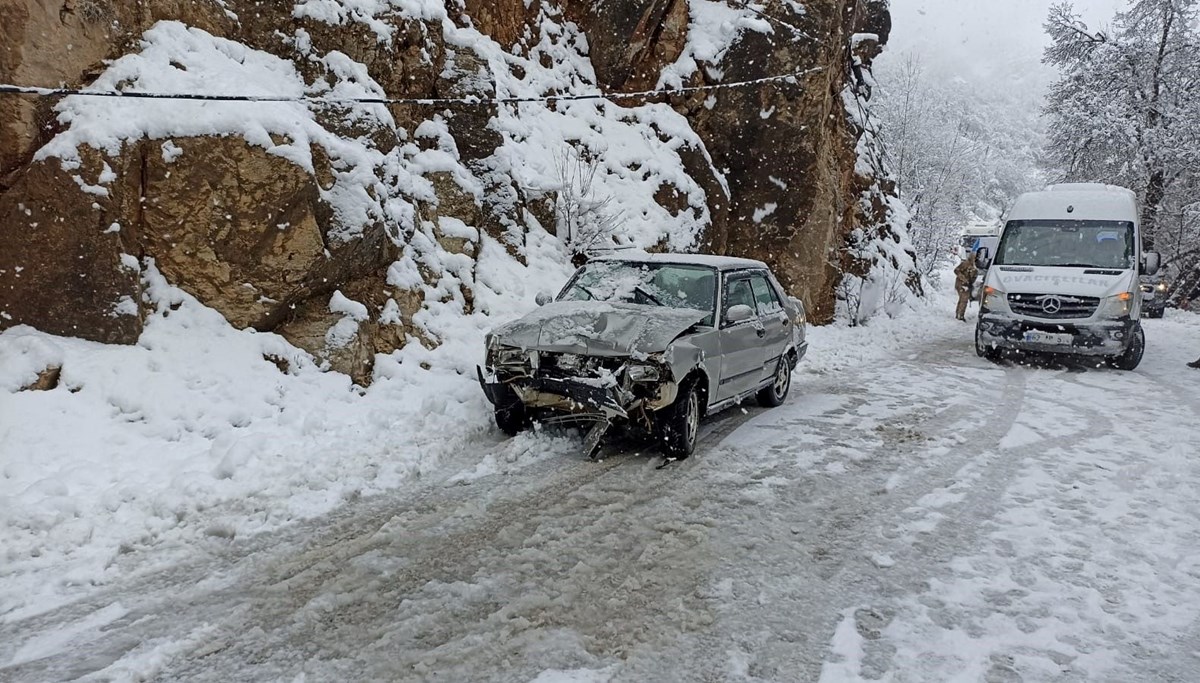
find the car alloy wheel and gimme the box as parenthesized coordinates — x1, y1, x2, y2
(757, 358, 792, 407)
(684, 389, 699, 447)
(661, 378, 701, 458)
(772, 362, 790, 397)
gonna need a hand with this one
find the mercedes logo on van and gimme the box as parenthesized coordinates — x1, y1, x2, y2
(1041, 297, 1063, 315)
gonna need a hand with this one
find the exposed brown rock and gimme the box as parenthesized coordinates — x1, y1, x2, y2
(133, 136, 396, 332)
(0, 146, 144, 343)
(459, 0, 537, 49)
(276, 296, 377, 386)
(0, 0, 122, 180)
(21, 364, 61, 390)
(565, 0, 689, 92)
(136, 137, 330, 329)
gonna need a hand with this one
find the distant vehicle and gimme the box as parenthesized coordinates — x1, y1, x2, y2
(975, 183, 1161, 370)
(1139, 274, 1169, 318)
(478, 253, 808, 459)
(960, 220, 1001, 252)
(968, 237, 1001, 300)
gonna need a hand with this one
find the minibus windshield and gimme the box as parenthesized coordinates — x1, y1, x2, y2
(994, 220, 1134, 269)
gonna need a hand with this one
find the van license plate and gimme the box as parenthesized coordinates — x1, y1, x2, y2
(1024, 331, 1072, 346)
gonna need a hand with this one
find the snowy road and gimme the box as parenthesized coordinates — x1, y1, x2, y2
(4, 310, 1200, 682)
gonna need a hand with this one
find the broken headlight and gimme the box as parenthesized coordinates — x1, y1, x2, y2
(626, 363, 661, 383)
(493, 346, 529, 366)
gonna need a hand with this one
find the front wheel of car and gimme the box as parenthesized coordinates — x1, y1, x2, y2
(1109, 324, 1145, 371)
(494, 397, 530, 436)
(660, 378, 701, 458)
(757, 357, 792, 407)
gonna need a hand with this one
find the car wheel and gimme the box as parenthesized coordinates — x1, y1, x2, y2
(975, 325, 1001, 362)
(493, 393, 530, 436)
(1109, 324, 1145, 371)
(757, 357, 792, 407)
(660, 378, 701, 458)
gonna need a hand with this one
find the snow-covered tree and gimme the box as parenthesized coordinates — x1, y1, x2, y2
(1043, 0, 1200, 259)
(873, 54, 1044, 280)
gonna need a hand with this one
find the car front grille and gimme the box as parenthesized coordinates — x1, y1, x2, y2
(1007, 293, 1100, 319)
(540, 352, 624, 378)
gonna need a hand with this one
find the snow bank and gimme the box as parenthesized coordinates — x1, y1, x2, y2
(0, 329, 64, 393)
(0, 265, 500, 619)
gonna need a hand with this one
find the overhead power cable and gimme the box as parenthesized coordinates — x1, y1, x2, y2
(737, 0, 815, 42)
(0, 68, 820, 107)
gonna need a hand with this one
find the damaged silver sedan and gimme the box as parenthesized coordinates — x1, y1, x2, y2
(478, 253, 808, 459)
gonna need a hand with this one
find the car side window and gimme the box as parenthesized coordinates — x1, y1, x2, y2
(749, 275, 782, 314)
(723, 277, 758, 324)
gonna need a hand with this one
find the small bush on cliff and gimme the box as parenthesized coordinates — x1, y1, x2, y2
(553, 146, 624, 264)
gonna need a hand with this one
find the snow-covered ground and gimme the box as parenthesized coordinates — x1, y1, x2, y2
(3, 287, 1200, 681)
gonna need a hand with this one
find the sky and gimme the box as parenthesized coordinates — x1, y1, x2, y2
(883, 0, 1128, 83)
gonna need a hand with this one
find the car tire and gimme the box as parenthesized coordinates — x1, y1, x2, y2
(757, 357, 792, 407)
(493, 390, 530, 436)
(1109, 324, 1145, 371)
(660, 378, 701, 458)
(975, 325, 1001, 362)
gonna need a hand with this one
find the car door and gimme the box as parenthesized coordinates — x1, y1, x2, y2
(716, 274, 767, 402)
(749, 272, 791, 381)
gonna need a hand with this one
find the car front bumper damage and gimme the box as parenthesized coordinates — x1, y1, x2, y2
(478, 360, 679, 421)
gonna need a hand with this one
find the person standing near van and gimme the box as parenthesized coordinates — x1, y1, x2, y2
(954, 252, 978, 321)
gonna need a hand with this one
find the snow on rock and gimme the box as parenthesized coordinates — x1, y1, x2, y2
(35, 21, 416, 243)
(836, 82, 921, 325)
(328, 290, 369, 321)
(294, 0, 446, 42)
(658, 0, 773, 89)
(0, 328, 65, 392)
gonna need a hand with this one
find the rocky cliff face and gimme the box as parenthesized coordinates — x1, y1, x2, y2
(0, 0, 913, 383)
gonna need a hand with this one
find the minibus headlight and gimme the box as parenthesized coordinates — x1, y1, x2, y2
(982, 285, 1009, 313)
(1099, 291, 1134, 318)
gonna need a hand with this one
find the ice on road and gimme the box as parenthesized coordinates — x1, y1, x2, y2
(3, 308, 1200, 682)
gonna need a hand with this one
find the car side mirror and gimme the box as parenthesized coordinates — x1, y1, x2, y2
(975, 247, 992, 269)
(726, 304, 754, 324)
(1143, 252, 1161, 276)
(535, 291, 554, 306)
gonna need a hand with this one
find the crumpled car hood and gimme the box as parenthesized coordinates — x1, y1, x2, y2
(490, 301, 708, 356)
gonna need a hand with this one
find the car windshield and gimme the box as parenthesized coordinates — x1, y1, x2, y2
(560, 260, 718, 325)
(994, 220, 1134, 269)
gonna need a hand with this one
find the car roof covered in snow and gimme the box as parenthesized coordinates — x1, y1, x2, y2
(590, 251, 769, 271)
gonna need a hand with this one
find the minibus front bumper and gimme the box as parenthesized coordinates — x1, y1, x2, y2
(976, 314, 1135, 356)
